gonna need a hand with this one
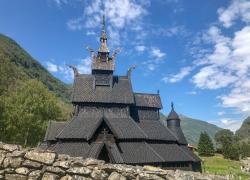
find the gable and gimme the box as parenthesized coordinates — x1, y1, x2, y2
(44, 121, 66, 141)
(56, 112, 102, 140)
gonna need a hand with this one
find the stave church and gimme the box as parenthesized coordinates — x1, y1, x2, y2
(41, 16, 201, 172)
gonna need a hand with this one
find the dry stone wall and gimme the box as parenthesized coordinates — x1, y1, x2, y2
(0, 142, 227, 180)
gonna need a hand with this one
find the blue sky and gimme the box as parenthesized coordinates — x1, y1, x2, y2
(1, 0, 250, 131)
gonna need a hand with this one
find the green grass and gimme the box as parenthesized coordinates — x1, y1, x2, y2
(201, 154, 250, 179)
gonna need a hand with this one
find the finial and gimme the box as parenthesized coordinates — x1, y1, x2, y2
(102, 15, 105, 32)
(127, 65, 136, 79)
(157, 89, 160, 94)
(66, 64, 79, 77)
(99, 15, 109, 53)
(171, 102, 174, 110)
(112, 48, 121, 60)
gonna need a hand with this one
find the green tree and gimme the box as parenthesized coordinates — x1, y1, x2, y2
(215, 129, 241, 160)
(215, 129, 234, 147)
(240, 142, 250, 158)
(197, 132, 215, 156)
(1, 79, 64, 147)
(223, 144, 240, 160)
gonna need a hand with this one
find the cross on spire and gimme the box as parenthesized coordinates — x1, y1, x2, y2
(171, 102, 174, 110)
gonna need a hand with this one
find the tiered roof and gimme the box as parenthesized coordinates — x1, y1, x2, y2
(42, 16, 201, 171)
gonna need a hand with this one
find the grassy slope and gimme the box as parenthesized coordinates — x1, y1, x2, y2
(201, 154, 249, 179)
(236, 116, 250, 143)
(160, 113, 222, 146)
(0, 33, 71, 101)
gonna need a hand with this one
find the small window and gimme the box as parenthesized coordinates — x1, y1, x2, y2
(95, 74, 111, 86)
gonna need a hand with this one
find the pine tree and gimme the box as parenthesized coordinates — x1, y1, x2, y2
(197, 132, 215, 156)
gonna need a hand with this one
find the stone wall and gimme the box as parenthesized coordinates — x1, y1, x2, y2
(0, 142, 227, 180)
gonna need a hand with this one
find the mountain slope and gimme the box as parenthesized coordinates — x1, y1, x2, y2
(160, 113, 222, 146)
(236, 116, 250, 142)
(0, 34, 71, 101)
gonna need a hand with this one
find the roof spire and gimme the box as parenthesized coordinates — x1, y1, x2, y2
(102, 15, 105, 32)
(99, 15, 109, 53)
(171, 102, 174, 110)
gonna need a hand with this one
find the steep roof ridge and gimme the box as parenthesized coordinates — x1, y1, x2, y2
(87, 142, 104, 158)
(178, 146, 199, 162)
(44, 120, 52, 141)
(44, 121, 67, 141)
(146, 142, 165, 162)
(102, 116, 120, 138)
(134, 92, 160, 96)
(105, 142, 124, 163)
(55, 110, 103, 140)
(103, 115, 148, 139)
(55, 116, 78, 139)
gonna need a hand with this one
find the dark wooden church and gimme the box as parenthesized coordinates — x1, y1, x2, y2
(42, 17, 201, 172)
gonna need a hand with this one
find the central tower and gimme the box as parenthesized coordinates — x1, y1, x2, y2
(88, 16, 119, 86)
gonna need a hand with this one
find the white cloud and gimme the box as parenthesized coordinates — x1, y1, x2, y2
(77, 57, 92, 74)
(151, 47, 166, 59)
(86, 31, 96, 36)
(107, 26, 121, 47)
(66, 0, 150, 48)
(67, 0, 147, 30)
(46, 62, 58, 72)
(51, 0, 68, 7)
(192, 25, 250, 113)
(67, 16, 84, 31)
(142, 47, 167, 72)
(46, 57, 91, 81)
(135, 45, 146, 52)
(219, 118, 243, 132)
(186, 0, 250, 114)
(186, 91, 197, 95)
(152, 26, 187, 37)
(218, 0, 250, 28)
(217, 111, 225, 116)
(163, 66, 192, 83)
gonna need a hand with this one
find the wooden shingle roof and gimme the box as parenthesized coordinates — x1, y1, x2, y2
(119, 142, 164, 164)
(168, 126, 188, 145)
(50, 142, 90, 158)
(137, 120, 176, 141)
(134, 93, 162, 108)
(71, 75, 134, 104)
(104, 117, 147, 139)
(149, 143, 193, 162)
(56, 114, 102, 140)
(44, 121, 66, 141)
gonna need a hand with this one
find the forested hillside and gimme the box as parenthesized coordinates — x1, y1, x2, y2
(0, 34, 72, 146)
(0, 34, 71, 101)
(236, 116, 250, 143)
